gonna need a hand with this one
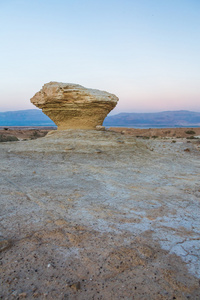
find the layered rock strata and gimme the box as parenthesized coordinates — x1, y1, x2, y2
(30, 82, 118, 130)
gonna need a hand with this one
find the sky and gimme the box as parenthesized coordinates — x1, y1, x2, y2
(0, 0, 200, 114)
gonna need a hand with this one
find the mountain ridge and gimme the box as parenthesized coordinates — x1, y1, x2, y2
(104, 110, 200, 127)
(0, 109, 56, 126)
(0, 109, 200, 127)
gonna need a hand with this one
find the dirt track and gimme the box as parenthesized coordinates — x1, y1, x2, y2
(0, 129, 200, 299)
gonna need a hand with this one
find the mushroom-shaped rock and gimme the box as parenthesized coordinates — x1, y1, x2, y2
(30, 82, 119, 130)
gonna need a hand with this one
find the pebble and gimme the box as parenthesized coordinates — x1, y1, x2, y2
(19, 292, 27, 298)
(70, 282, 81, 291)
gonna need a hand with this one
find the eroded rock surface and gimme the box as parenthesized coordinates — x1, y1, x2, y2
(0, 131, 200, 299)
(30, 82, 118, 130)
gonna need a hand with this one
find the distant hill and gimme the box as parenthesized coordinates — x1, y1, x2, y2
(104, 110, 200, 128)
(0, 109, 56, 126)
(0, 109, 200, 128)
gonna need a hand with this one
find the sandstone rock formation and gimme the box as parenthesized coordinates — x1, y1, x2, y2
(30, 82, 118, 130)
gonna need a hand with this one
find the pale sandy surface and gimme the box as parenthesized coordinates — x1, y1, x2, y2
(0, 130, 200, 299)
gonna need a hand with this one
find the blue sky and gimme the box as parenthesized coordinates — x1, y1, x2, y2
(0, 0, 200, 114)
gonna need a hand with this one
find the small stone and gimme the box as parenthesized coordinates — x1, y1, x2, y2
(0, 237, 12, 252)
(95, 149, 102, 153)
(96, 125, 105, 131)
(117, 140, 124, 144)
(33, 292, 40, 297)
(19, 292, 27, 298)
(70, 282, 81, 291)
(65, 147, 75, 151)
(11, 291, 18, 297)
(184, 148, 190, 152)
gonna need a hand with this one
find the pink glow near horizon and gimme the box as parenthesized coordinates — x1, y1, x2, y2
(0, 0, 199, 114)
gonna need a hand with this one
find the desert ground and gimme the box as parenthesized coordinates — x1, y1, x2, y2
(0, 127, 55, 142)
(0, 128, 200, 299)
(1, 126, 200, 141)
(109, 127, 200, 139)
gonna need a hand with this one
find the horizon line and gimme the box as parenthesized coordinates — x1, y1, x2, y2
(1, 108, 200, 115)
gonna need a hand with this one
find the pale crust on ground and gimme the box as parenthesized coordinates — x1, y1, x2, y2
(0, 129, 200, 299)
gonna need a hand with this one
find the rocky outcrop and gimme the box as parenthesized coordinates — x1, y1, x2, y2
(30, 82, 118, 130)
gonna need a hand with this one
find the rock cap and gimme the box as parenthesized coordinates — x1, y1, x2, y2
(31, 82, 118, 130)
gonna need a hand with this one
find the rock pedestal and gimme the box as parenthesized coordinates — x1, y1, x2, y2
(30, 82, 118, 130)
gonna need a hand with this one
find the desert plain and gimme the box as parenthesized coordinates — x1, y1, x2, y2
(0, 127, 200, 299)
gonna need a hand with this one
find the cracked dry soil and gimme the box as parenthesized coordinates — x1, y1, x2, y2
(0, 130, 200, 299)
